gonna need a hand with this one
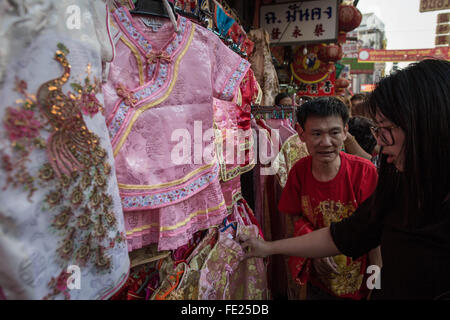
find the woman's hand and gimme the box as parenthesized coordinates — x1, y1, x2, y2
(239, 235, 273, 259)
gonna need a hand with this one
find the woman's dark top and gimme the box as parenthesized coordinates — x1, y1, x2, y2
(330, 196, 450, 299)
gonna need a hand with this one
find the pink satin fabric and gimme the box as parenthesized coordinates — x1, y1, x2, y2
(103, 7, 250, 250)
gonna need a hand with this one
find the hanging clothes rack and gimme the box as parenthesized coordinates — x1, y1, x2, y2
(251, 105, 297, 125)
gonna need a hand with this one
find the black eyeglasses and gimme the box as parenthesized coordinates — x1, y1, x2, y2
(370, 125, 399, 146)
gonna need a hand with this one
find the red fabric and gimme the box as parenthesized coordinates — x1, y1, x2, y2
(110, 266, 158, 300)
(287, 218, 314, 285)
(242, 38, 255, 57)
(241, 199, 265, 239)
(239, 68, 260, 123)
(255, 119, 272, 138)
(279, 152, 378, 300)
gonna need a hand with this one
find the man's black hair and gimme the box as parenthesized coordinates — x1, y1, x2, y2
(348, 116, 377, 154)
(274, 92, 291, 106)
(350, 93, 366, 102)
(296, 97, 349, 129)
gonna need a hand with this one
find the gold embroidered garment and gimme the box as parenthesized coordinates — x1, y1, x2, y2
(0, 0, 129, 299)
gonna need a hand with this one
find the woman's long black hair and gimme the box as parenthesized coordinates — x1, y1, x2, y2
(367, 59, 450, 227)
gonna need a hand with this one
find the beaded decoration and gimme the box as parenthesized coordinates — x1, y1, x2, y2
(2, 43, 126, 299)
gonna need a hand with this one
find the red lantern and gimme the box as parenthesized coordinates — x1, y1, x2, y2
(335, 78, 350, 89)
(338, 5, 362, 33)
(317, 44, 343, 63)
(335, 87, 346, 96)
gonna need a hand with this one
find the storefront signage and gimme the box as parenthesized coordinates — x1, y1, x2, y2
(360, 84, 376, 92)
(260, 0, 338, 45)
(358, 47, 449, 62)
(342, 42, 359, 58)
(419, 0, 450, 12)
(436, 23, 450, 34)
(291, 44, 334, 84)
(435, 35, 450, 45)
(296, 71, 336, 97)
(437, 12, 450, 23)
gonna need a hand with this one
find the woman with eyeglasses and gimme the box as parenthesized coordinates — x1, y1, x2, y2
(239, 59, 450, 299)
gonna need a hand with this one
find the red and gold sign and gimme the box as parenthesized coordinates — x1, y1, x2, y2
(297, 70, 336, 97)
(358, 47, 450, 62)
(291, 45, 334, 84)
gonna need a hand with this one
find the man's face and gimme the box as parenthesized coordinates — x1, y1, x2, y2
(279, 97, 293, 105)
(296, 116, 348, 164)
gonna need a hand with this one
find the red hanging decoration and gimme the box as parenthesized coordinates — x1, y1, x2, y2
(335, 78, 350, 89)
(317, 44, 343, 63)
(337, 31, 347, 44)
(338, 4, 363, 33)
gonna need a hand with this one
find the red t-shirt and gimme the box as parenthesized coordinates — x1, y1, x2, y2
(278, 151, 378, 299)
(279, 152, 377, 226)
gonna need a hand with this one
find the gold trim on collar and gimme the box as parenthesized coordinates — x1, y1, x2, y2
(120, 36, 145, 86)
(113, 23, 196, 157)
(118, 161, 215, 190)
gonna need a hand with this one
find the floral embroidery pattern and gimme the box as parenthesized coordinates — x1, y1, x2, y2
(115, 8, 153, 52)
(121, 163, 219, 210)
(114, 7, 187, 61)
(220, 59, 250, 101)
(198, 223, 268, 300)
(4, 107, 42, 143)
(2, 43, 126, 299)
(147, 63, 157, 80)
(315, 200, 356, 227)
(43, 270, 72, 300)
(318, 257, 364, 296)
(134, 63, 169, 100)
(107, 101, 130, 141)
(165, 24, 185, 55)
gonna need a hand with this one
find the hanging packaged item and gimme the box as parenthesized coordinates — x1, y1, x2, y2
(248, 29, 280, 106)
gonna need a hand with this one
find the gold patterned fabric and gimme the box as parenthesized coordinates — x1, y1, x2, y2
(150, 228, 219, 300)
(0, 0, 130, 299)
(248, 29, 279, 106)
(274, 134, 310, 189)
(198, 203, 269, 299)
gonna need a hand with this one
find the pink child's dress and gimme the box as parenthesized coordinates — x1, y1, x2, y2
(103, 7, 250, 251)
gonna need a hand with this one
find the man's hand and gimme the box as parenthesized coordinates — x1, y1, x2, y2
(312, 257, 340, 275)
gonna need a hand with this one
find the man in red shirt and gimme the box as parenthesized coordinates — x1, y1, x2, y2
(279, 97, 378, 300)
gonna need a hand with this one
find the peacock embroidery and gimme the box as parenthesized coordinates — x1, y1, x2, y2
(2, 43, 126, 299)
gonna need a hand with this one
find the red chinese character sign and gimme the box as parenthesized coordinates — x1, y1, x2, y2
(260, 0, 338, 45)
(296, 72, 336, 97)
(291, 45, 336, 97)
